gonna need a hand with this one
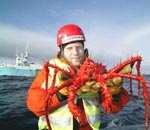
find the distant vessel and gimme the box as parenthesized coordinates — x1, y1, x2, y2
(0, 49, 41, 77)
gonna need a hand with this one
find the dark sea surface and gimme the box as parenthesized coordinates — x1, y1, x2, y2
(0, 75, 150, 130)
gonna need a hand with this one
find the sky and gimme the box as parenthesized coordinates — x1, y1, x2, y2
(0, 0, 150, 73)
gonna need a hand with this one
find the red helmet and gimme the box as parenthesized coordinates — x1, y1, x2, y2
(57, 24, 85, 46)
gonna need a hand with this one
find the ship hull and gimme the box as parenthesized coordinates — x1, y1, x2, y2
(0, 66, 39, 77)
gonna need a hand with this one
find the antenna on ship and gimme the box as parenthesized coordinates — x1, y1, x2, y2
(15, 48, 19, 58)
(15, 48, 20, 66)
(23, 43, 31, 66)
(25, 44, 30, 58)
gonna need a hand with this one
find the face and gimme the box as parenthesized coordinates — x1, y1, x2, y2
(63, 42, 85, 67)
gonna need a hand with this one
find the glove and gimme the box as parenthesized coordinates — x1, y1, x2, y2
(106, 64, 132, 95)
(77, 81, 100, 99)
(106, 77, 123, 95)
(79, 81, 100, 93)
(106, 77, 123, 87)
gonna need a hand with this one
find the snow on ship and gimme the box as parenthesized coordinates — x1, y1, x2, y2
(0, 50, 41, 77)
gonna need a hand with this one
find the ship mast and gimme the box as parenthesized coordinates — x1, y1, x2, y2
(15, 45, 30, 66)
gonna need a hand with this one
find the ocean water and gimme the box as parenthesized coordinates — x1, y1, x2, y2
(0, 75, 150, 130)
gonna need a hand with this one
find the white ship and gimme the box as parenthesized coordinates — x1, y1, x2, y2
(0, 49, 41, 77)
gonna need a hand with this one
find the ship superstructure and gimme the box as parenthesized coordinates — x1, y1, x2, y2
(0, 49, 41, 77)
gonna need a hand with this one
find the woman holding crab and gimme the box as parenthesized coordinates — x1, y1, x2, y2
(26, 24, 131, 130)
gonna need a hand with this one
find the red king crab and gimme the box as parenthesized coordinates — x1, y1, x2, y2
(43, 55, 150, 130)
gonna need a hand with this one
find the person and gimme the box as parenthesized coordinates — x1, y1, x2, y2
(26, 24, 131, 130)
